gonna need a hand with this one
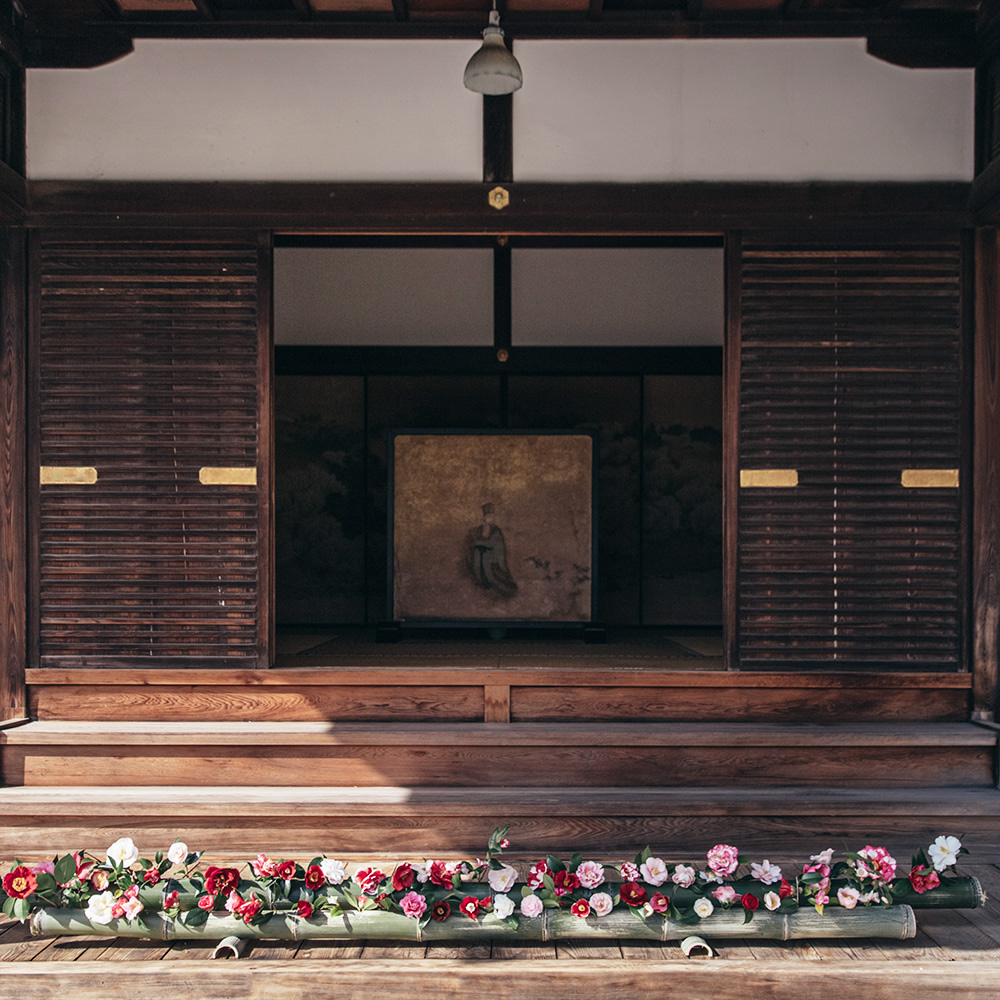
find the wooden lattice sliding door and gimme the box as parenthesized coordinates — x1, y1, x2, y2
(736, 234, 968, 669)
(30, 232, 271, 668)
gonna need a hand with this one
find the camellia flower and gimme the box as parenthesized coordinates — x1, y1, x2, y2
(251, 854, 278, 878)
(205, 866, 240, 896)
(639, 857, 669, 886)
(225, 891, 242, 914)
(810, 849, 835, 867)
(320, 858, 347, 886)
(712, 885, 737, 906)
(2, 866, 37, 900)
(763, 891, 781, 911)
(693, 897, 714, 918)
(671, 864, 696, 888)
(297, 900, 314, 919)
(85, 891, 116, 925)
(750, 860, 782, 885)
(492, 893, 515, 920)
(778, 878, 794, 899)
(236, 896, 262, 923)
(639, 902, 654, 919)
(619, 862, 640, 882)
(106, 837, 139, 869)
(143, 868, 161, 886)
(429, 861, 462, 888)
(166, 841, 188, 865)
(487, 864, 518, 893)
(649, 892, 670, 914)
(400, 891, 427, 919)
(741, 893, 759, 912)
(854, 846, 896, 885)
(90, 870, 110, 892)
(459, 895, 481, 920)
(837, 886, 861, 909)
(31, 861, 55, 876)
(909, 865, 942, 894)
(111, 901, 126, 919)
(163, 890, 179, 911)
(576, 861, 606, 890)
(197, 894, 215, 911)
(590, 892, 614, 917)
(275, 860, 297, 881)
(570, 898, 591, 919)
(619, 881, 648, 907)
(304, 865, 326, 891)
(392, 863, 415, 892)
(355, 867, 386, 896)
(527, 861, 551, 888)
(431, 900, 451, 922)
(121, 897, 144, 921)
(552, 870, 581, 896)
(520, 894, 544, 919)
(706, 844, 740, 878)
(928, 835, 962, 872)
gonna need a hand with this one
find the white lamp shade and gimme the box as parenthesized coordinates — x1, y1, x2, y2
(464, 28, 523, 95)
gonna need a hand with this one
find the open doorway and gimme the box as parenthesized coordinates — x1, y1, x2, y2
(272, 236, 725, 664)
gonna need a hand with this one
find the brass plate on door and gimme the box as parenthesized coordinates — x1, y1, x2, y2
(901, 469, 959, 488)
(740, 469, 798, 488)
(199, 467, 257, 486)
(40, 466, 97, 485)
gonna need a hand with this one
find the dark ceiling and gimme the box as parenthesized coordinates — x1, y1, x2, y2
(11, 0, 984, 68)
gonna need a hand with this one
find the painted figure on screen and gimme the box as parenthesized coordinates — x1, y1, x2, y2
(467, 502, 517, 598)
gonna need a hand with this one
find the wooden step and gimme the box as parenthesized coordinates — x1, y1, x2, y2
(1, 784, 998, 861)
(2, 721, 995, 788)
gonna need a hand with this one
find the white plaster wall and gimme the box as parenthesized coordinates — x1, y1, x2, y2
(27, 36, 974, 182)
(514, 39, 973, 181)
(27, 39, 484, 181)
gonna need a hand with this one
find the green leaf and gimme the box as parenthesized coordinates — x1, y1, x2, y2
(155, 851, 164, 866)
(541, 898, 559, 909)
(35, 873, 57, 894)
(54, 854, 77, 886)
(542, 874, 555, 892)
(569, 853, 582, 872)
(743, 908, 754, 924)
(12, 897, 31, 922)
(630, 906, 647, 923)
(183, 907, 210, 927)
(2, 896, 16, 919)
(520, 885, 534, 899)
(546, 855, 566, 874)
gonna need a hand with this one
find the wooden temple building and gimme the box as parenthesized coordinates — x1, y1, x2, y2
(1, 0, 1000, 993)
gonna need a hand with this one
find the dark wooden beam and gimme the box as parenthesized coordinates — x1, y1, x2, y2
(483, 94, 513, 185)
(26, 180, 973, 233)
(973, 228, 1000, 722)
(0, 161, 26, 225)
(0, 226, 27, 721)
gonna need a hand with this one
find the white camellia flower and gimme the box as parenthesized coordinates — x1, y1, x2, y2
(750, 860, 782, 885)
(928, 835, 962, 872)
(810, 849, 835, 867)
(590, 892, 614, 917)
(693, 897, 714, 918)
(671, 864, 696, 888)
(837, 887, 861, 909)
(492, 893, 515, 920)
(106, 837, 139, 868)
(639, 857, 669, 886)
(763, 891, 781, 911)
(319, 858, 347, 885)
(487, 864, 518, 893)
(166, 841, 188, 865)
(85, 891, 116, 925)
(413, 861, 431, 884)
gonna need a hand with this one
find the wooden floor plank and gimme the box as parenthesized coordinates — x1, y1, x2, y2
(91, 938, 170, 962)
(0, 921, 60, 962)
(618, 939, 686, 961)
(358, 940, 427, 960)
(915, 908, 1000, 959)
(489, 940, 556, 960)
(294, 941, 365, 959)
(741, 939, 824, 961)
(555, 940, 623, 959)
(158, 940, 217, 961)
(424, 942, 491, 959)
(32, 936, 112, 962)
(244, 940, 302, 961)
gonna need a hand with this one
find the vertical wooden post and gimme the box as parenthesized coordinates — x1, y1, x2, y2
(258, 230, 275, 669)
(0, 225, 27, 720)
(723, 232, 742, 671)
(973, 228, 1000, 721)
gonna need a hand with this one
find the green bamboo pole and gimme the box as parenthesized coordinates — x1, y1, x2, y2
(30, 904, 917, 942)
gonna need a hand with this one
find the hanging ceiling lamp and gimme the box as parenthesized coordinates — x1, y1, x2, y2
(463, 2, 523, 95)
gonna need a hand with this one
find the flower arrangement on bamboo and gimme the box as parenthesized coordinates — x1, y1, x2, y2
(0, 826, 973, 937)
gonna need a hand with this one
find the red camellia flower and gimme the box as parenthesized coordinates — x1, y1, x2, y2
(143, 868, 161, 886)
(552, 870, 582, 895)
(236, 896, 262, 923)
(742, 892, 760, 912)
(909, 864, 942, 895)
(392, 863, 415, 892)
(428, 861, 460, 888)
(163, 890, 179, 910)
(459, 896, 481, 920)
(431, 900, 451, 922)
(303, 865, 325, 891)
(619, 882, 648, 908)
(297, 900, 314, 919)
(205, 866, 240, 896)
(355, 867, 386, 896)
(649, 892, 670, 914)
(570, 898, 591, 918)
(778, 878, 794, 899)
(275, 860, 297, 881)
(527, 861, 551, 889)
(2, 866, 37, 900)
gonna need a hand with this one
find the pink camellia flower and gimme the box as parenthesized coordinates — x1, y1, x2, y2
(570, 898, 591, 919)
(619, 862, 640, 882)
(576, 861, 606, 890)
(527, 861, 551, 889)
(459, 895, 481, 920)
(111, 901, 126, 919)
(706, 844, 740, 878)
(520, 894, 544, 919)
(649, 892, 670, 914)
(297, 900, 314, 919)
(639, 857, 669, 886)
(121, 897, 144, 921)
(32, 861, 55, 876)
(487, 864, 518, 893)
(813, 890, 830, 908)
(712, 885, 737, 905)
(837, 886, 861, 909)
(225, 891, 242, 914)
(124, 884, 140, 900)
(355, 867, 386, 896)
(750, 860, 782, 885)
(590, 892, 614, 917)
(400, 891, 427, 919)
(764, 891, 781, 911)
(854, 846, 896, 885)
(908, 865, 941, 894)
(197, 894, 215, 911)
(251, 854, 278, 878)
(810, 849, 835, 867)
(671, 865, 696, 888)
